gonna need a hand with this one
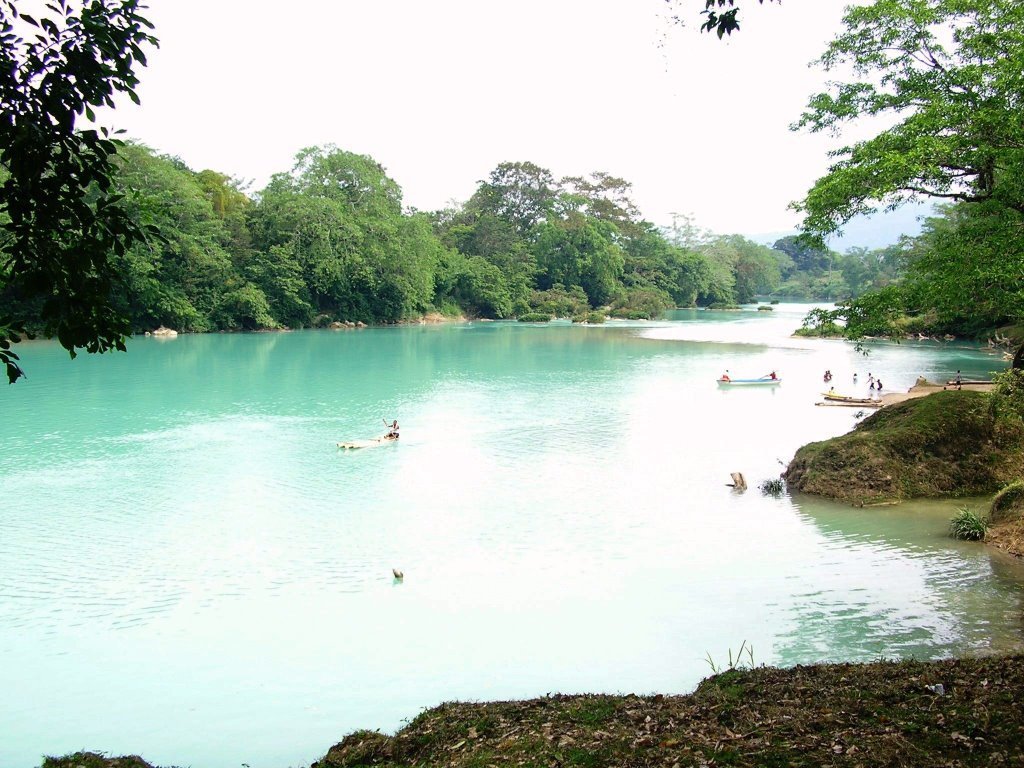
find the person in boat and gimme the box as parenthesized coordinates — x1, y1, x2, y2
(828, 386, 837, 396)
(721, 370, 731, 382)
(383, 419, 400, 439)
(765, 371, 778, 380)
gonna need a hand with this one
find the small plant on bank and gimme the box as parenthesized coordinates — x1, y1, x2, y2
(949, 507, 988, 541)
(759, 477, 785, 496)
(704, 640, 756, 674)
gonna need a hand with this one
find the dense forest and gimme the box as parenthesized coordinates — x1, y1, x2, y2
(0, 142, 905, 335)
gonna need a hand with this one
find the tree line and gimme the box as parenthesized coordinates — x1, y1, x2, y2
(6, 0, 1022, 380)
(3, 142, 900, 339)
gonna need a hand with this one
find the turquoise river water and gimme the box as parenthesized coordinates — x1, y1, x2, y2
(1, 304, 1022, 768)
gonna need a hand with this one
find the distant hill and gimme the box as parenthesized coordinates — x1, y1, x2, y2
(747, 202, 934, 252)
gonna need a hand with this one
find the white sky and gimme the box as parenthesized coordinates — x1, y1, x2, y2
(99, 0, 856, 235)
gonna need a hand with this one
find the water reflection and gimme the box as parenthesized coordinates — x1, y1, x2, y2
(772, 494, 1024, 665)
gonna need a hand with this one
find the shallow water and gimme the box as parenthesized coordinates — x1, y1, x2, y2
(1, 305, 1020, 768)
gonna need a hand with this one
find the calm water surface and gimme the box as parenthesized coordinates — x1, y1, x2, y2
(1, 304, 1021, 768)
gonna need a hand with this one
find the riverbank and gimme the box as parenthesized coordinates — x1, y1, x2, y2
(45, 654, 1024, 768)
(786, 389, 1024, 504)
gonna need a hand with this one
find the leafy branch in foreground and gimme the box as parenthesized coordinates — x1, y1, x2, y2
(0, 0, 158, 383)
(663, 0, 778, 38)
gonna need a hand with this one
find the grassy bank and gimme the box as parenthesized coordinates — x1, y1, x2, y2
(784, 390, 1024, 504)
(46, 655, 1024, 768)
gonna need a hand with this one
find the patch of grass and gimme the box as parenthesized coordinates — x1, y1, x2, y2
(43, 754, 169, 768)
(563, 696, 618, 726)
(564, 746, 607, 767)
(991, 479, 1024, 522)
(950, 507, 988, 540)
(608, 308, 649, 320)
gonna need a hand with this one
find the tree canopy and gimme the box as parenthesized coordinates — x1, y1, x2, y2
(793, 0, 1024, 237)
(793, 0, 1024, 367)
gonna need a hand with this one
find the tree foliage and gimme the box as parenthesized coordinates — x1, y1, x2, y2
(5, 140, 870, 368)
(794, 0, 1024, 367)
(0, 0, 157, 382)
(794, 0, 1024, 237)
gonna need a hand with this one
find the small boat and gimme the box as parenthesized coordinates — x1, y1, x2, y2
(337, 435, 398, 450)
(822, 392, 876, 404)
(816, 399, 882, 408)
(945, 379, 991, 386)
(717, 377, 782, 386)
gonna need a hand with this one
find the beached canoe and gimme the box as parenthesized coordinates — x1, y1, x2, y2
(822, 392, 877, 404)
(718, 378, 782, 386)
(816, 399, 882, 408)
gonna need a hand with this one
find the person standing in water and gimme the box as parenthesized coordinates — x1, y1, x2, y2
(383, 419, 400, 439)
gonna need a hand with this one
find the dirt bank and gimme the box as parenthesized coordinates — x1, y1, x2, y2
(46, 655, 1024, 768)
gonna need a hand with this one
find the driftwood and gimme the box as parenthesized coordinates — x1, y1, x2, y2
(727, 472, 747, 491)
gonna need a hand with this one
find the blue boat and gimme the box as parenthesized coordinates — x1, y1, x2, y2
(717, 376, 782, 386)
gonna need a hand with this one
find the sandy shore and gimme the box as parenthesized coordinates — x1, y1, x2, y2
(880, 378, 994, 406)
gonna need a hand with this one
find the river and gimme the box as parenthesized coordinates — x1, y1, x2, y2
(1, 304, 1021, 768)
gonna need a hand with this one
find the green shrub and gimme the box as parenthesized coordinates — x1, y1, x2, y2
(518, 312, 551, 323)
(529, 286, 590, 318)
(759, 478, 785, 496)
(609, 308, 649, 320)
(949, 507, 988, 541)
(989, 368, 1024, 425)
(991, 480, 1024, 523)
(436, 300, 464, 318)
(757, 305, 774, 312)
(572, 311, 605, 324)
